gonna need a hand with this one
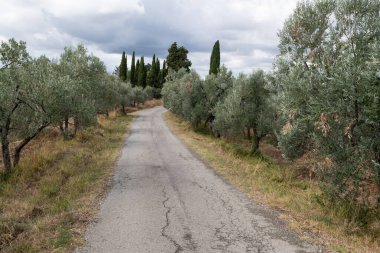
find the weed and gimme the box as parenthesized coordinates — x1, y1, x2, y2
(54, 228, 72, 249)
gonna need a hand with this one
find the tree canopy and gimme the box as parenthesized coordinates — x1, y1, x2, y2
(209, 40, 220, 75)
(166, 42, 192, 72)
(275, 0, 380, 203)
(118, 51, 127, 81)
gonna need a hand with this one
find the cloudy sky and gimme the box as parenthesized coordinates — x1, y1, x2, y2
(0, 0, 299, 77)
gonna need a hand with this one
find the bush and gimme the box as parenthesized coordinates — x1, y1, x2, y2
(275, 0, 380, 206)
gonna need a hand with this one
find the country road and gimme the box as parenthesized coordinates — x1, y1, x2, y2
(78, 106, 322, 253)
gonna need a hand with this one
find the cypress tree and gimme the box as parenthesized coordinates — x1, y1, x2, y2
(125, 53, 128, 80)
(160, 60, 167, 85)
(135, 59, 140, 87)
(209, 40, 220, 75)
(155, 58, 161, 88)
(147, 54, 156, 87)
(137, 56, 145, 87)
(143, 58, 147, 88)
(119, 51, 127, 81)
(131, 51, 136, 85)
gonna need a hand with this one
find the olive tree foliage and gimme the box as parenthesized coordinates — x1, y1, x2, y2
(57, 45, 99, 137)
(161, 68, 187, 114)
(214, 70, 274, 153)
(143, 85, 155, 100)
(275, 0, 380, 205)
(118, 80, 133, 114)
(0, 39, 136, 173)
(131, 86, 147, 105)
(161, 68, 208, 127)
(96, 74, 124, 115)
(0, 39, 54, 172)
(203, 67, 234, 130)
(162, 66, 236, 131)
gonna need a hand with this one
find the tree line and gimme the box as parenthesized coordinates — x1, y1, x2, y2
(0, 40, 153, 173)
(116, 51, 169, 99)
(115, 41, 194, 98)
(162, 0, 380, 208)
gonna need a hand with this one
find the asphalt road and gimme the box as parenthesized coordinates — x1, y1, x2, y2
(78, 106, 322, 253)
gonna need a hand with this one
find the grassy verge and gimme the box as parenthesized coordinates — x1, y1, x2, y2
(164, 111, 380, 253)
(0, 113, 132, 253)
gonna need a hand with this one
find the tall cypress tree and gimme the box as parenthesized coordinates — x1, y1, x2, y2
(135, 59, 140, 87)
(131, 51, 136, 85)
(152, 54, 156, 66)
(155, 58, 161, 88)
(209, 40, 220, 75)
(137, 56, 145, 87)
(143, 65, 148, 88)
(160, 60, 168, 85)
(119, 51, 127, 81)
(147, 54, 156, 87)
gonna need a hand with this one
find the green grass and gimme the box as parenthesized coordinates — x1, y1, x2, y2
(0, 114, 132, 253)
(164, 111, 380, 253)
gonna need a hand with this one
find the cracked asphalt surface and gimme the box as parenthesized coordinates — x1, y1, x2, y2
(77, 107, 322, 253)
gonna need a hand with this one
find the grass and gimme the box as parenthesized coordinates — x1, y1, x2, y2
(164, 111, 380, 253)
(0, 112, 132, 253)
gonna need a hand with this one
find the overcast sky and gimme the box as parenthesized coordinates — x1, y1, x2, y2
(0, 0, 299, 77)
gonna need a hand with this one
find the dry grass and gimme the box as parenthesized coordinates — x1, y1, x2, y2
(164, 111, 380, 253)
(0, 112, 132, 253)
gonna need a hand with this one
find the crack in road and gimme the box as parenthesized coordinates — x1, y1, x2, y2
(161, 187, 183, 253)
(77, 107, 322, 253)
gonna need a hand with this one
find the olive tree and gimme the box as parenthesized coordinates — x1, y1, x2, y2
(118, 80, 133, 114)
(214, 70, 274, 153)
(143, 85, 155, 100)
(57, 45, 99, 137)
(275, 0, 380, 204)
(0, 40, 58, 172)
(181, 72, 208, 128)
(131, 86, 147, 106)
(161, 68, 208, 127)
(203, 66, 234, 130)
(89, 56, 118, 115)
(161, 68, 189, 114)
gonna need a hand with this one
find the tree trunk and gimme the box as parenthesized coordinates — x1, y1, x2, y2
(246, 127, 251, 140)
(377, 161, 380, 206)
(1, 128, 12, 173)
(251, 128, 261, 154)
(204, 114, 215, 128)
(60, 119, 69, 140)
(374, 144, 380, 205)
(73, 116, 79, 137)
(13, 124, 47, 167)
(64, 117, 69, 130)
(1, 103, 20, 173)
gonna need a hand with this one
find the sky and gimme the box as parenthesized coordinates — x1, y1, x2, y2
(0, 0, 299, 77)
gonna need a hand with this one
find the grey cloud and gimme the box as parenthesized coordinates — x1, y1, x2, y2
(0, 0, 298, 76)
